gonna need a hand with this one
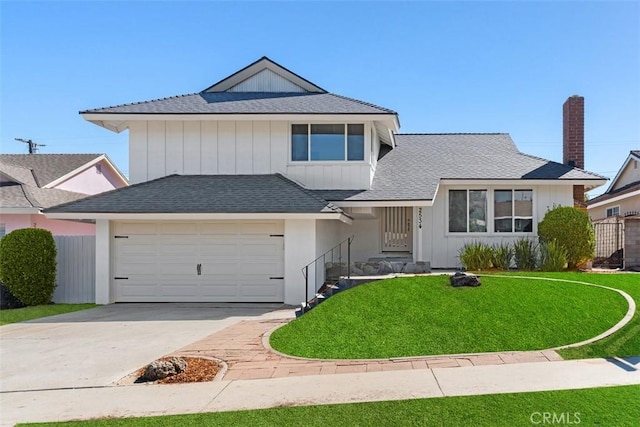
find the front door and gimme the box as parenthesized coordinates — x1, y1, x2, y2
(381, 207, 412, 252)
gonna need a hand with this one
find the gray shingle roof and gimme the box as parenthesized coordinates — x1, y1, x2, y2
(631, 150, 640, 158)
(588, 180, 640, 205)
(0, 154, 102, 186)
(314, 134, 607, 202)
(1, 183, 88, 209)
(81, 92, 396, 115)
(45, 174, 343, 214)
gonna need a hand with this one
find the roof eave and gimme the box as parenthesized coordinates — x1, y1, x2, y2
(44, 212, 350, 222)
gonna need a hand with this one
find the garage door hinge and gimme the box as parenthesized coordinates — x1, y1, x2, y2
(114, 235, 129, 239)
(269, 276, 284, 280)
(114, 277, 129, 280)
(269, 234, 284, 237)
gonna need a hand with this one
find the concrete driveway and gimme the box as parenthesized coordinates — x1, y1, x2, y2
(0, 303, 292, 393)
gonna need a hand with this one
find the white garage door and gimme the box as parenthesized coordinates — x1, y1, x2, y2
(112, 221, 284, 302)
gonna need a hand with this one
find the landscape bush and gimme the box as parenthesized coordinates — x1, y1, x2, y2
(458, 241, 494, 270)
(491, 242, 513, 270)
(538, 240, 568, 272)
(538, 206, 595, 269)
(0, 228, 57, 306)
(513, 238, 538, 271)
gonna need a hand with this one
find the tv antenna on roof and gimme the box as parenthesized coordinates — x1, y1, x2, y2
(15, 138, 46, 154)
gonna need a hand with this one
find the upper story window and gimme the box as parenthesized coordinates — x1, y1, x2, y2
(606, 206, 620, 217)
(494, 190, 533, 232)
(291, 124, 364, 162)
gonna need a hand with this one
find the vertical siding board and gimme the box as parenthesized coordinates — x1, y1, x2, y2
(218, 121, 236, 174)
(53, 236, 96, 303)
(252, 121, 271, 174)
(201, 121, 218, 173)
(183, 121, 201, 174)
(235, 121, 254, 173)
(128, 121, 148, 184)
(147, 121, 166, 180)
(270, 121, 288, 173)
(165, 121, 184, 175)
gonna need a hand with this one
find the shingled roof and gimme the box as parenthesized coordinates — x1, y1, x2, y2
(0, 154, 102, 186)
(313, 134, 607, 202)
(81, 92, 396, 115)
(45, 174, 343, 215)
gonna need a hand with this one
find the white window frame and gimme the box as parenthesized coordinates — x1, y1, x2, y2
(446, 186, 537, 236)
(289, 122, 369, 164)
(606, 206, 620, 217)
(447, 189, 489, 234)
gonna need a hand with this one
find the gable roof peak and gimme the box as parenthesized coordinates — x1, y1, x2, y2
(202, 56, 327, 94)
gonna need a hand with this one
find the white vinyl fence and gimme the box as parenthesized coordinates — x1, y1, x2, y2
(52, 236, 95, 303)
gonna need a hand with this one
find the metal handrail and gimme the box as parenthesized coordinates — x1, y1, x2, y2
(301, 235, 354, 304)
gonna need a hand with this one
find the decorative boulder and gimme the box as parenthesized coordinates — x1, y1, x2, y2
(0, 282, 25, 310)
(377, 261, 394, 275)
(450, 272, 481, 287)
(141, 357, 188, 382)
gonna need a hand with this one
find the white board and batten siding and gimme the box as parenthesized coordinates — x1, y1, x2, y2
(128, 120, 375, 190)
(52, 236, 96, 303)
(112, 221, 284, 303)
(419, 185, 574, 268)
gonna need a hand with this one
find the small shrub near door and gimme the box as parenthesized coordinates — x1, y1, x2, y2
(538, 206, 595, 269)
(0, 228, 57, 306)
(458, 241, 494, 270)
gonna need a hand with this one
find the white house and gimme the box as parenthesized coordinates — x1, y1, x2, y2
(46, 57, 606, 305)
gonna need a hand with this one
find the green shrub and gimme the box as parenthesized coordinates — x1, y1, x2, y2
(459, 241, 494, 271)
(491, 242, 513, 270)
(538, 206, 595, 269)
(539, 240, 568, 272)
(0, 228, 57, 306)
(513, 238, 537, 271)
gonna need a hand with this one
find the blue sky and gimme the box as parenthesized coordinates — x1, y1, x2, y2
(1, 1, 638, 196)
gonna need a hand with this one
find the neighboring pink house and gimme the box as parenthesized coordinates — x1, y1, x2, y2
(0, 154, 128, 236)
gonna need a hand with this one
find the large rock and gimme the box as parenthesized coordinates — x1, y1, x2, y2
(141, 357, 188, 382)
(450, 272, 481, 287)
(0, 282, 25, 310)
(377, 261, 394, 275)
(403, 262, 431, 274)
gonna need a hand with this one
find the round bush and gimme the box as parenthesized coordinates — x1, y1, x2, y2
(538, 206, 594, 269)
(0, 228, 57, 306)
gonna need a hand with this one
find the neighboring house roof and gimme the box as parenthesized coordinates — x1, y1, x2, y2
(0, 183, 88, 209)
(81, 92, 396, 115)
(588, 181, 640, 205)
(45, 174, 343, 215)
(314, 134, 607, 202)
(0, 154, 103, 187)
(0, 153, 126, 211)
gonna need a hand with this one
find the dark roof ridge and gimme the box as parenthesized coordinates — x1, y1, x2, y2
(518, 152, 608, 180)
(328, 93, 397, 115)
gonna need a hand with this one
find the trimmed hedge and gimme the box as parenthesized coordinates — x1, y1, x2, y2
(538, 206, 595, 269)
(0, 228, 57, 306)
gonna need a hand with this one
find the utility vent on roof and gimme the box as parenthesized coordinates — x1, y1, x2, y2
(228, 69, 306, 93)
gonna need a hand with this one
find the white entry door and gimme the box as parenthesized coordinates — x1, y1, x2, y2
(112, 221, 284, 302)
(381, 207, 413, 252)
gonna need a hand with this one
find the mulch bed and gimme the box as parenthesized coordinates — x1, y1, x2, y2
(135, 357, 220, 384)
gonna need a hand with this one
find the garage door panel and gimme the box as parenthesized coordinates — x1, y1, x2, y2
(113, 221, 284, 303)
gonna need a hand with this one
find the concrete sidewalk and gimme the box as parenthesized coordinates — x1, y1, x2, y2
(2, 357, 639, 426)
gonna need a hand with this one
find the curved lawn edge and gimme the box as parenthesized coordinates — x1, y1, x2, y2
(492, 275, 636, 350)
(266, 275, 635, 361)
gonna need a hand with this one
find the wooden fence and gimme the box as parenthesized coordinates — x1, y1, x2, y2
(52, 236, 95, 303)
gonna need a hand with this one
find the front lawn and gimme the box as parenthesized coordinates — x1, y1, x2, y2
(0, 304, 97, 325)
(19, 385, 639, 426)
(270, 275, 628, 359)
(506, 272, 639, 360)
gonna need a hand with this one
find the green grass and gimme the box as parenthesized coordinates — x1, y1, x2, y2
(501, 272, 639, 360)
(0, 304, 97, 325)
(19, 385, 640, 426)
(270, 275, 629, 359)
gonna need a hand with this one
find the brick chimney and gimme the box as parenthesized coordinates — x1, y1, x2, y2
(563, 95, 585, 207)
